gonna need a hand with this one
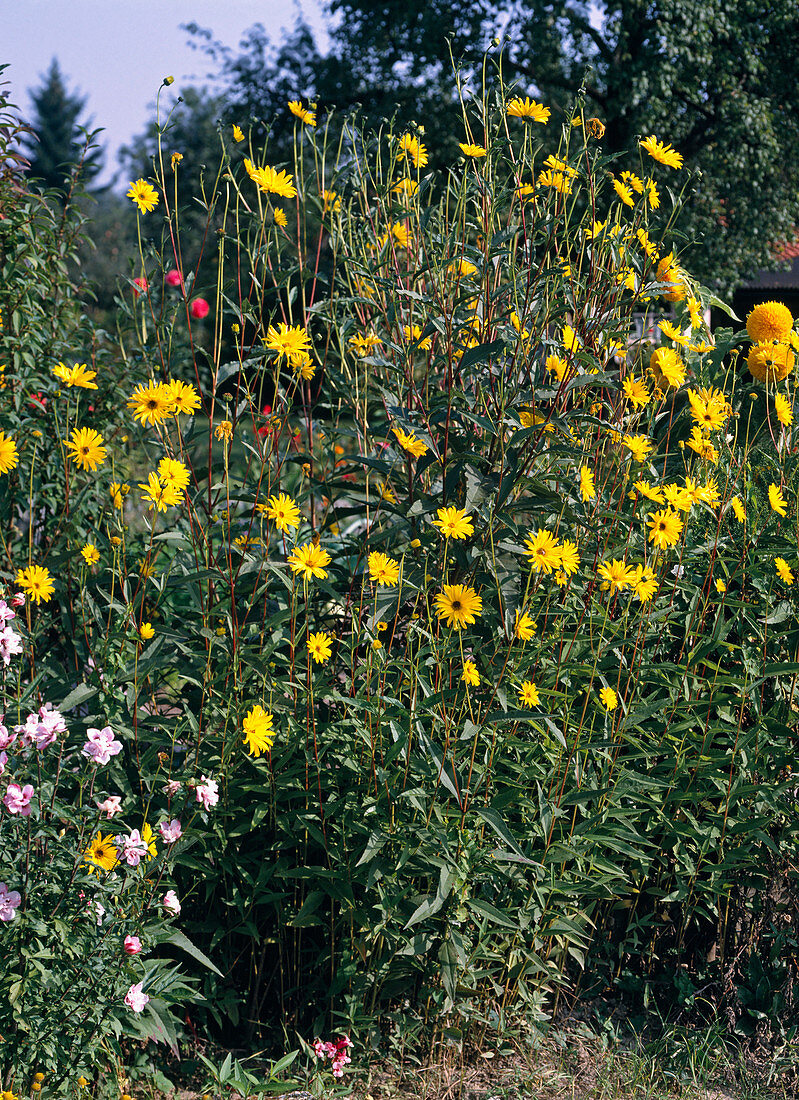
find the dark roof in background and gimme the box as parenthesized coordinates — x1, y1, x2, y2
(741, 239, 799, 290)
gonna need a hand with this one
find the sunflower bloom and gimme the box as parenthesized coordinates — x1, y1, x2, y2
(83, 831, 118, 872)
(265, 323, 312, 363)
(392, 426, 428, 458)
(599, 687, 617, 710)
(506, 97, 550, 123)
(557, 539, 580, 576)
(775, 557, 794, 585)
(730, 496, 746, 522)
(774, 393, 793, 426)
(598, 559, 637, 594)
(518, 681, 540, 708)
(769, 484, 788, 516)
(64, 427, 106, 471)
(0, 432, 19, 476)
(432, 506, 473, 540)
(398, 133, 428, 169)
(81, 543, 100, 565)
(158, 458, 191, 493)
(613, 178, 635, 207)
(126, 178, 159, 213)
(307, 631, 333, 664)
(623, 376, 651, 409)
(368, 551, 400, 586)
(622, 434, 654, 462)
(514, 610, 537, 641)
(52, 361, 98, 389)
(650, 346, 685, 388)
(16, 564, 55, 604)
(646, 508, 684, 550)
(128, 381, 176, 425)
(746, 301, 793, 343)
(434, 584, 482, 630)
(265, 493, 301, 532)
(288, 100, 316, 126)
(288, 541, 331, 582)
(579, 465, 596, 502)
(640, 136, 683, 169)
(461, 659, 480, 686)
(523, 529, 561, 574)
(243, 705, 275, 757)
(747, 342, 794, 384)
(459, 142, 487, 158)
(169, 379, 201, 415)
(244, 159, 297, 198)
(631, 564, 658, 602)
(630, 480, 665, 504)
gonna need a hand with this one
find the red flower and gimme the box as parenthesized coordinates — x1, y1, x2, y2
(165, 269, 182, 288)
(133, 276, 149, 296)
(190, 298, 210, 319)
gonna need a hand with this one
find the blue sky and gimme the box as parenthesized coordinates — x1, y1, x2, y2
(4, 0, 329, 185)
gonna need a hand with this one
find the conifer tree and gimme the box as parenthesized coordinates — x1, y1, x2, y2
(25, 59, 103, 195)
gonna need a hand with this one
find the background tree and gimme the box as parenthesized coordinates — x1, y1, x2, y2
(24, 58, 103, 196)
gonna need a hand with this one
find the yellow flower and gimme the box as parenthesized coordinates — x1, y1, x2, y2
(140, 622, 154, 640)
(232, 124, 245, 142)
(78, 1079, 89, 1089)
(274, 208, 288, 227)
(390, 222, 411, 248)
(656, 254, 687, 302)
(288, 100, 316, 126)
(613, 178, 635, 207)
(392, 426, 428, 458)
(127, 380, 175, 425)
(348, 333, 381, 357)
(243, 705, 275, 757)
(623, 375, 651, 408)
(244, 159, 297, 198)
(368, 551, 400, 586)
(171, 151, 183, 170)
(141, 822, 157, 860)
(0, 431, 19, 476)
(646, 508, 684, 550)
(371, 639, 383, 651)
(307, 631, 333, 664)
(126, 178, 159, 213)
(168, 379, 201, 415)
(264, 492, 301, 532)
(775, 557, 794, 585)
(461, 659, 480, 686)
(459, 142, 487, 157)
(659, 319, 688, 345)
(215, 420, 233, 441)
(517, 681, 540, 708)
(630, 479, 665, 504)
(83, 831, 118, 872)
(432, 506, 473, 539)
(746, 301, 793, 343)
(139, 472, 181, 512)
(769, 483, 788, 517)
(562, 324, 580, 353)
(631, 564, 658, 602)
(398, 133, 428, 168)
(663, 483, 693, 512)
(645, 178, 660, 208)
(506, 97, 550, 123)
(80, 542, 100, 565)
(579, 465, 596, 502)
(523, 529, 561, 574)
(16, 564, 54, 604)
(650, 346, 685, 388)
(620, 170, 644, 193)
(728, 496, 745, 523)
(538, 168, 573, 195)
(640, 135, 683, 169)
(288, 541, 331, 582)
(715, 579, 727, 594)
(687, 388, 728, 432)
(64, 427, 106, 471)
(557, 539, 580, 576)
(392, 177, 419, 199)
(598, 559, 637, 594)
(434, 584, 482, 630)
(322, 189, 341, 214)
(52, 361, 98, 388)
(685, 427, 718, 463)
(775, 392, 793, 426)
(514, 610, 536, 641)
(158, 458, 190, 493)
(599, 686, 617, 710)
(747, 342, 794, 383)
(622, 433, 654, 462)
(687, 295, 702, 328)
(265, 322, 312, 363)
(546, 354, 570, 381)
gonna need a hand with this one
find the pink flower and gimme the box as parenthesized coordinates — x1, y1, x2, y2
(18, 704, 66, 749)
(0, 752, 6, 776)
(0, 882, 21, 921)
(93, 900, 105, 925)
(3, 782, 33, 816)
(10, 593, 25, 608)
(163, 779, 182, 798)
(116, 829, 148, 867)
(190, 297, 209, 319)
(313, 1039, 327, 1058)
(162, 889, 181, 916)
(165, 268, 182, 287)
(158, 818, 182, 844)
(195, 776, 218, 810)
(0, 600, 15, 623)
(132, 276, 149, 297)
(82, 725, 122, 766)
(0, 724, 14, 751)
(97, 795, 123, 818)
(124, 981, 150, 1013)
(123, 934, 143, 955)
(0, 627, 22, 666)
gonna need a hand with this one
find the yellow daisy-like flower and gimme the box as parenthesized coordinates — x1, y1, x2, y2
(0, 431, 19, 476)
(663, 483, 693, 512)
(348, 333, 381, 357)
(274, 208, 288, 227)
(579, 465, 596, 502)
(83, 831, 118, 872)
(659, 319, 689, 345)
(685, 427, 718, 464)
(433, 584, 482, 630)
(322, 189, 341, 214)
(557, 539, 580, 576)
(645, 179, 660, 209)
(523, 529, 561, 574)
(139, 472, 181, 512)
(769, 483, 788, 516)
(64, 427, 106, 471)
(126, 178, 159, 213)
(80, 543, 100, 565)
(630, 479, 665, 504)
(599, 686, 617, 710)
(622, 433, 654, 462)
(650, 346, 685, 388)
(16, 564, 55, 604)
(307, 631, 333, 665)
(127, 380, 176, 425)
(687, 388, 728, 432)
(613, 178, 635, 207)
(538, 168, 573, 195)
(746, 301, 793, 344)
(52, 361, 98, 389)
(716, 579, 727, 594)
(517, 681, 540, 708)
(640, 135, 683, 169)
(730, 495, 746, 522)
(392, 177, 419, 199)
(244, 159, 297, 198)
(432, 506, 474, 540)
(506, 97, 550, 124)
(215, 420, 233, 441)
(392, 426, 428, 458)
(546, 354, 570, 381)
(368, 551, 400, 586)
(288, 541, 331, 582)
(232, 124, 245, 142)
(140, 622, 155, 640)
(168, 379, 201, 415)
(110, 481, 128, 509)
(631, 564, 658, 602)
(461, 659, 480, 686)
(459, 142, 487, 158)
(562, 325, 580, 352)
(656, 254, 687, 303)
(288, 100, 316, 126)
(243, 705, 275, 757)
(265, 322, 312, 363)
(623, 375, 651, 409)
(158, 457, 190, 493)
(747, 342, 794, 384)
(687, 295, 703, 328)
(646, 508, 684, 550)
(620, 170, 644, 193)
(775, 392, 793, 426)
(775, 557, 794, 585)
(598, 559, 637, 594)
(398, 133, 428, 169)
(264, 492, 301, 532)
(514, 610, 537, 641)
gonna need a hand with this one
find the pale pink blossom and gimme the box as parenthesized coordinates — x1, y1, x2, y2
(163, 779, 182, 797)
(162, 889, 181, 916)
(82, 725, 122, 766)
(93, 900, 105, 925)
(17, 704, 66, 750)
(123, 934, 143, 955)
(0, 882, 21, 921)
(3, 782, 33, 816)
(116, 829, 148, 867)
(10, 593, 25, 608)
(0, 724, 15, 751)
(0, 752, 6, 776)
(124, 982, 150, 1013)
(158, 818, 182, 844)
(97, 795, 123, 818)
(0, 599, 15, 623)
(0, 627, 21, 665)
(195, 775, 218, 810)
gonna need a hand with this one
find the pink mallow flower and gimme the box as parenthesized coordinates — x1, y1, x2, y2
(124, 982, 150, 1013)
(0, 752, 6, 776)
(0, 882, 21, 921)
(195, 776, 219, 810)
(163, 779, 182, 798)
(18, 703, 67, 749)
(0, 627, 22, 666)
(97, 795, 123, 818)
(162, 889, 181, 916)
(10, 593, 25, 608)
(158, 818, 182, 844)
(3, 783, 33, 816)
(123, 934, 143, 955)
(116, 829, 148, 867)
(82, 725, 122, 766)
(0, 599, 15, 623)
(0, 724, 15, 751)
